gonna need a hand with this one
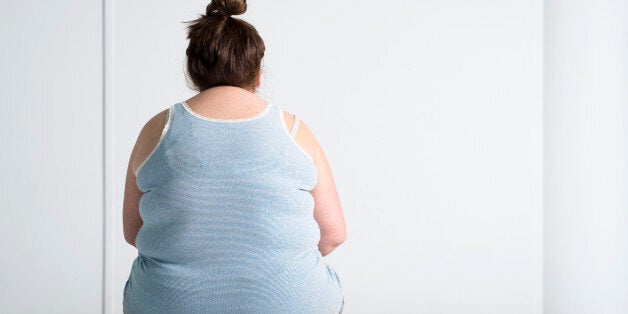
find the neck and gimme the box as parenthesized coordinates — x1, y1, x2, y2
(192, 85, 262, 105)
(207, 85, 256, 95)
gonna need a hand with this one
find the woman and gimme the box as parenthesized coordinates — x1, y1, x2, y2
(122, 0, 346, 313)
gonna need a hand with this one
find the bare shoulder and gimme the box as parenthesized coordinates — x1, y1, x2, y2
(130, 108, 170, 177)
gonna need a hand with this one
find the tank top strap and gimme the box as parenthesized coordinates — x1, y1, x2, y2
(289, 115, 300, 138)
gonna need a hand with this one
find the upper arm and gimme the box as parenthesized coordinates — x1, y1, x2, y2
(122, 109, 169, 246)
(292, 119, 347, 245)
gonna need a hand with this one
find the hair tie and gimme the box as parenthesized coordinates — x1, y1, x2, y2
(210, 9, 229, 17)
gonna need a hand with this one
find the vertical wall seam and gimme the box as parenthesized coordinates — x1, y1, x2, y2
(101, 0, 106, 312)
(102, 0, 114, 312)
(541, 1, 545, 312)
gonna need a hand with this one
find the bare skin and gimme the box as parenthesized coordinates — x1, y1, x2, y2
(123, 72, 347, 257)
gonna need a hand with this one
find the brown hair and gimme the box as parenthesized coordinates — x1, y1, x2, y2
(183, 0, 265, 92)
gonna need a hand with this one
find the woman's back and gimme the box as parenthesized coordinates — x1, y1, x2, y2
(123, 95, 344, 313)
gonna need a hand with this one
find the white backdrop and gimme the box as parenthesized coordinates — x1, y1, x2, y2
(2, 0, 550, 313)
(110, 1, 543, 313)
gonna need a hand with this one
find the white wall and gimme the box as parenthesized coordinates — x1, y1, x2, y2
(7, 1, 627, 313)
(1, 0, 545, 313)
(110, 1, 543, 313)
(0, 1, 104, 313)
(544, 1, 628, 313)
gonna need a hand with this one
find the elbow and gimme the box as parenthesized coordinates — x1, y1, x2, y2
(321, 230, 347, 248)
(126, 239, 136, 247)
(334, 230, 347, 246)
(124, 232, 137, 247)
(336, 227, 347, 245)
(318, 234, 345, 257)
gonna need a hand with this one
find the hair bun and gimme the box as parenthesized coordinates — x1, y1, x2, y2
(184, 0, 265, 92)
(206, 0, 247, 17)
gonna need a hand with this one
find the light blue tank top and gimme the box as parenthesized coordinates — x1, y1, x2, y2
(123, 101, 344, 313)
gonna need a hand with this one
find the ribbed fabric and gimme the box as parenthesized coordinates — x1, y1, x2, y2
(123, 101, 344, 314)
